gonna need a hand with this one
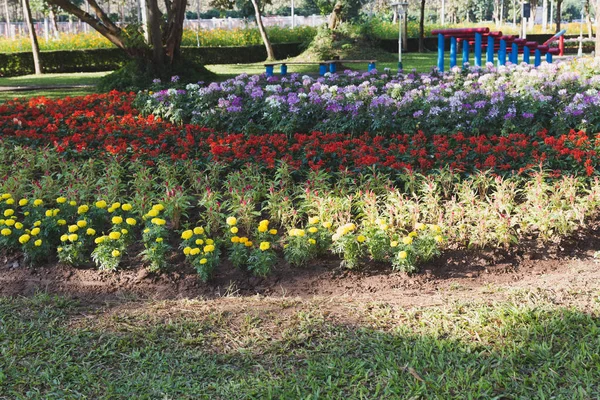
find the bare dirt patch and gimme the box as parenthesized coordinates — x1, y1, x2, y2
(1, 227, 600, 312)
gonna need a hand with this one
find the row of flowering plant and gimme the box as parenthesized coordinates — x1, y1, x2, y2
(0, 191, 446, 280)
(136, 59, 600, 136)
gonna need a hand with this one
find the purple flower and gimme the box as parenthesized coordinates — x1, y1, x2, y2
(522, 112, 534, 119)
(171, 75, 180, 83)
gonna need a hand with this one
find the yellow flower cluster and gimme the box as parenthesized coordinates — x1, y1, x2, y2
(289, 228, 305, 237)
(332, 223, 356, 241)
(257, 219, 270, 233)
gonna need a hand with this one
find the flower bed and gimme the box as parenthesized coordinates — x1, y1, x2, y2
(0, 92, 598, 176)
(136, 59, 600, 136)
(2, 88, 600, 281)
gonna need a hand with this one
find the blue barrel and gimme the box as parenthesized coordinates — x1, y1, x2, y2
(486, 35, 494, 64)
(498, 40, 507, 66)
(437, 33, 445, 72)
(462, 40, 469, 67)
(475, 33, 482, 67)
(280, 64, 288, 75)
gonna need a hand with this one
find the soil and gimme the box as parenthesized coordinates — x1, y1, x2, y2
(2, 227, 600, 312)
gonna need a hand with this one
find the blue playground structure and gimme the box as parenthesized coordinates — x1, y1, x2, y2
(430, 28, 565, 72)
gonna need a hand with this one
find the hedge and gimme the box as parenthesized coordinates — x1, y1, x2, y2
(0, 43, 304, 77)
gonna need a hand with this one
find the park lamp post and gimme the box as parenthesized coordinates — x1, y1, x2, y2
(391, 2, 409, 71)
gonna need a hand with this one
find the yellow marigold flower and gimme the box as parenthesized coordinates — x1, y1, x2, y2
(415, 223, 425, 230)
(112, 216, 123, 225)
(4, 209, 14, 217)
(308, 238, 316, 245)
(257, 225, 268, 233)
(435, 235, 443, 243)
(409, 231, 417, 238)
(199, 258, 208, 265)
(19, 234, 30, 244)
(68, 234, 78, 242)
(33, 199, 43, 207)
(143, 228, 150, 233)
(190, 247, 201, 256)
(206, 239, 214, 245)
(34, 239, 42, 247)
(14, 222, 23, 230)
(77, 205, 89, 214)
(111, 249, 121, 257)
(0, 219, 4, 225)
(86, 228, 96, 236)
(57, 247, 63, 252)
(45, 210, 53, 217)
(108, 231, 121, 240)
(77, 220, 87, 228)
(195, 239, 204, 245)
(181, 230, 193, 240)
(259, 219, 269, 227)
(356, 235, 366, 243)
(69, 201, 77, 206)
(121, 203, 132, 211)
(0, 193, 11, 199)
(430, 224, 442, 233)
(244, 241, 253, 247)
(146, 209, 159, 217)
(152, 204, 165, 211)
(24, 212, 29, 216)
(402, 236, 413, 245)
(259, 241, 270, 251)
(33, 220, 41, 227)
(183, 246, 192, 255)
(193, 227, 204, 235)
(107, 207, 115, 213)
(126, 218, 136, 226)
(269, 229, 278, 235)
(151, 218, 166, 226)
(121, 229, 128, 235)
(68, 225, 79, 233)
(399, 251, 408, 259)
(111, 202, 121, 209)
(308, 227, 318, 233)
(296, 229, 306, 237)
(239, 237, 248, 244)
(4, 219, 14, 226)
(30, 227, 40, 236)
(226, 217, 237, 226)
(56, 197, 67, 204)
(230, 227, 239, 234)
(390, 241, 399, 248)
(57, 219, 66, 226)
(156, 238, 163, 243)
(1, 228, 11, 236)
(18, 199, 28, 206)
(308, 216, 319, 225)
(95, 200, 107, 209)
(231, 236, 240, 243)
(203, 244, 215, 253)
(5, 198, 14, 205)
(95, 236, 105, 244)
(60, 234, 68, 242)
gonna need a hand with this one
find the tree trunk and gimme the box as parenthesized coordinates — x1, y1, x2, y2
(22, 0, 42, 74)
(556, 0, 562, 32)
(585, 0, 592, 39)
(164, 0, 187, 64)
(542, 0, 548, 30)
(49, 6, 60, 39)
(418, 0, 425, 52)
(146, 0, 164, 65)
(595, 0, 600, 57)
(4, 0, 11, 38)
(250, 0, 275, 61)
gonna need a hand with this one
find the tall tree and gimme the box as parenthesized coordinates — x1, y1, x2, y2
(250, 0, 274, 60)
(22, 0, 42, 74)
(596, 0, 600, 57)
(48, 0, 187, 67)
(556, 0, 562, 31)
(418, 0, 425, 52)
(3, 0, 11, 38)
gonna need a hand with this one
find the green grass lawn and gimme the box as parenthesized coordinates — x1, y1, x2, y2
(0, 53, 439, 102)
(1, 291, 599, 399)
(0, 71, 110, 87)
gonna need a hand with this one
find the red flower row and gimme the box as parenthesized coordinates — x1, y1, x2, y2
(0, 92, 598, 176)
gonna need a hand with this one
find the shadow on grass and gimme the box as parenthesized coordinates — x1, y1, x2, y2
(0, 293, 598, 399)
